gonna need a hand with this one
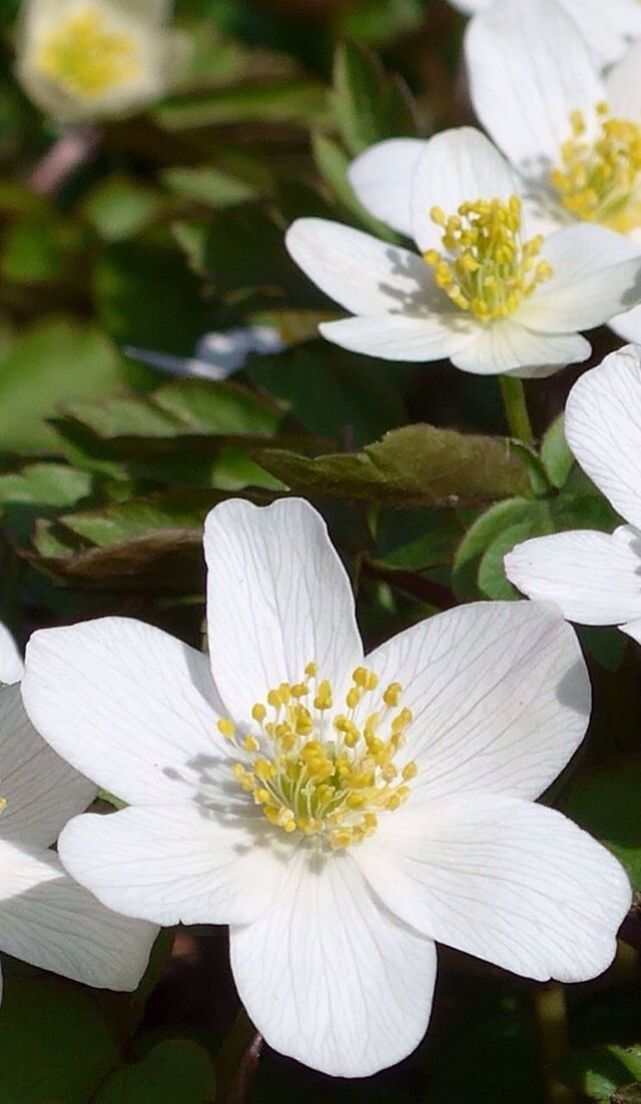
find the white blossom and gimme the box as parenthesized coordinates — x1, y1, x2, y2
(16, 0, 188, 124)
(466, 0, 641, 341)
(0, 623, 157, 999)
(450, 0, 641, 67)
(21, 498, 630, 1077)
(287, 127, 641, 377)
(125, 326, 286, 382)
(506, 344, 641, 643)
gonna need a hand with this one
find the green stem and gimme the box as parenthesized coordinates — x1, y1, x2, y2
(499, 375, 535, 447)
(534, 985, 577, 1104)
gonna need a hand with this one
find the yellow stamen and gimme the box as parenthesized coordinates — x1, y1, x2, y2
(36, 9, 140, 100)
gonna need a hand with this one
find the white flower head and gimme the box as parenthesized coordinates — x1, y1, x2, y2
(0, 622, 157, 998)
(466, 0, 641, 341)
(451, 0, 641, 68)
(16, 0, 188, 124)
(125, 325, 286, 382)
(506, 343, 641, 644)
(21, 498, 630, 1077)
(286, 128, 641, 378)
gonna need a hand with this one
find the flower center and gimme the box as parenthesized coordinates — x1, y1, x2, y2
(551, 103, 641, 232)
(423, 196, 552, 323)
(36, 9, 140, 99)
(219, 664, 416, 850)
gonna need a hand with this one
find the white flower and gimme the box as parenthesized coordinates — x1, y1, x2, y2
(450, 0, 641, 68)
(16, 0, 188, 124)
(506, 344, 641, 643)
(465, 0, 641, 341)
(0, 622, 157, 998)
(125, 326, 286, 382)
(21, 498, 629, 1077)
(286, 128, 641, 378)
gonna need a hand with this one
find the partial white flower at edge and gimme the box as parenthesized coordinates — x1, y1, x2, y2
(125, 325, 286, 383)
(506, 344, 641, 645)
(16, 0, 188, 125)
(465, 0, 641, 343)
(449, 0, 641, 69)
(0, 622, 157, 1000)
(286, 127, 641, 378)
(21, 497, 630, 1077)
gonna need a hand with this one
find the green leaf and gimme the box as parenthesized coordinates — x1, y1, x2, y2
(0, 318, 125, 455)
(256, 424, 529, 507)
(311, 132, 399, 239)
(162, 165, 260, 209)
(565, 758, 641, 891)
(0, 462, 93, 543)
(554, 1045, 641, 1099)
(540, 413, 575, 489)
(82, 176, 165, 242)
(452, 497, 535, 600)
(374, 508, 465, 571)
(332, 40, 418, 156)
(154, 80, 329, 130)
(0, 977, 119, 1104)
(93, 1039, 215, 1104)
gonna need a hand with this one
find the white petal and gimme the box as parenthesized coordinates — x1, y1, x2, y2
(622, 616, 641, 644)
(449, 0, 492, 10)
(319, 313, 474, 363)
(0, 623, 23, 684)
(606, 41, 641, 121)
(610, 302, 641, 344)
(465, 0, 603, 178)
(361, 601, 590, 802)
(22, 618, 231, 807)
(517, 225, 641, 333)
(584, 3, 641, 70)
(285, 219, 437, 316)
(505, 527, 641, 626)
(356, 794, 631, 982)
(230, 846, 436, 1077)
(0, 839, 157, 991)
(450, 319, 590, 376)
(565, 345, 641, 530)
(58, 805, 286, 926)
(410, 128, 519, 253)
(205, 499, 363, 722)
(0, 684, 95, 848)
(348, 138, 426, 236)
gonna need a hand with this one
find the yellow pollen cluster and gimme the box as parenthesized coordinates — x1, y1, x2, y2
(423, 196, 553, 322)
(551, 102, 641, 231)
(37, 10, 140, 99)
(218, 664, 416, 850)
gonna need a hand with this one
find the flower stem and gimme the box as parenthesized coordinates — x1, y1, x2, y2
(534, 984, 577, 1104)
(499, 375, 535, 447)
(29, 126, 101, 197)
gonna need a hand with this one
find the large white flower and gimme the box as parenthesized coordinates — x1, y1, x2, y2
(449, 0, 641, 68)
(21, 498, 630, 1077)
(466, 0, 641, 341)
(506, 344, 641, 644)
(0, 623, 157, 1000)
(287, 128, 641, 378)
(16, 0, 188, 124)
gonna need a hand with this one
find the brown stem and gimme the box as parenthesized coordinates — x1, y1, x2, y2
(29, 126, 101, 196)
(229, 1031, 263, 1104)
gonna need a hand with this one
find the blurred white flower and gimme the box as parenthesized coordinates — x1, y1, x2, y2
(506, 344, 641, 644)
(466, 0, 641, 341)
(22, 498, 629, 1077)
(450, 0, 641, 67)
(16, 0, 188, 124)
(0, 622, 157, 999)
(287, 127, 641, 377)
(126, 325, 286, 382)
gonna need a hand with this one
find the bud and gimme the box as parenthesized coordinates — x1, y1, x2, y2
(15, 0, 189, 124)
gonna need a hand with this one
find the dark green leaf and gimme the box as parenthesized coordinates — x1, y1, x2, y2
(540, 413, 575, 490)
(332, 40, 418, 156)
(93, 1039, 215, 1104)
(565, 758, 641, 891)
(554, 1045, 641, 1099)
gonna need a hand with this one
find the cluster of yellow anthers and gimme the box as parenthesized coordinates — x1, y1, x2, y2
(551, 103, 641, 232)
(37, 10, 139, 98)
(423, 196, 553, 323)
(217, 664, 417, 850)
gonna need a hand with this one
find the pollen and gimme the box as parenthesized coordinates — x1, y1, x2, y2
(36, 9, 140, 99)
(423, 195, 553, 323)
(551, 103, 641, 232)
(220, 664, 417, 849)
